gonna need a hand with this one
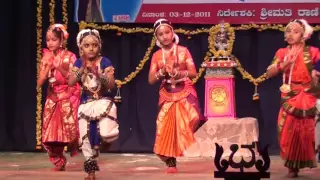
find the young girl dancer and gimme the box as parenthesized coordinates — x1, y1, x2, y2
(69, 29, 119, 180)
(148, 19, 201, 173)
(37, 24, 80, 171)
(266, 19, 320, 178)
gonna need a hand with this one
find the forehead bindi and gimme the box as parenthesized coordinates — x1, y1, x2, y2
(82, 35, 99, 45)
(46, 31, 58, 39)
(156, 25, 172, 34)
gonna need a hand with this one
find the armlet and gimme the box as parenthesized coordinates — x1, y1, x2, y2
(186, 58, 194, 65)
(72, 66, 79, 72)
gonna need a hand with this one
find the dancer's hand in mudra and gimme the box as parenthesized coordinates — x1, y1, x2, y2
(165, 56, 175, 74)
(42, 49, 54, 66)
(312, 70, 320, 77)
(165, 60, 175, 74)
(84, 61, 98, 75)
(104, 66, 115, 76)
(159, 64, 166, 75)
(99, 66, 115, 90)
(312, 70, 320, 85)
(166, 64, 174, 74)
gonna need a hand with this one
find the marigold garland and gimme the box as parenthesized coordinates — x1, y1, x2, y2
(114, 37, 156, 88)
(49, 0, 55, 24)
(62, 0, 68, 49)
(78, 21, 319, 90)
(79, 22, 212, 86)
(234, 24, 320, 32)
(79, 21, 210, 35)
(62, 0, 68, 26)
(233, 58, 268, 86)
(234, 57, 268, 100)
(192, 51, 212, 84)
(206, 23, 269, 100)
(79, 21, 320, 91)
(79, 22, 154, 34)
(36, 0, 43, 150)
(206, 23, 268, 87)
(208, 23, 235, 57)
(79, 21, 320, 34)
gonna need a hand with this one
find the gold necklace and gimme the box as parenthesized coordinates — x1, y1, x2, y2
(280, 46, 302, 93)
(88, 84, 101, 99)
(84, 77, 101, 99)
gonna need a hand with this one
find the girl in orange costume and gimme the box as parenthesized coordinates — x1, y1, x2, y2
(37, 24, 81, 171)
(267, 19, 320, 178)
(148, 19, 201, 173)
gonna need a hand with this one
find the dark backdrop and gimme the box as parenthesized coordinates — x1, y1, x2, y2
(1, 0, 319, 155)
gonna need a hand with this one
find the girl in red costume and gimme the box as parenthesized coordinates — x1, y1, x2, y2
(37, 24, 81, 171)
(267, 19, 320, 178)
(148, 19, 201, 173)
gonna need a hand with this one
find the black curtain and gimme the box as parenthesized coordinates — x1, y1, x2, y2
(1, 0, 320, 155)
(1, 0, 37, 151)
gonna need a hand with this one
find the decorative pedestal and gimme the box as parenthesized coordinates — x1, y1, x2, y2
(183, 60, 259, 158)
(203, 60, 237, 119)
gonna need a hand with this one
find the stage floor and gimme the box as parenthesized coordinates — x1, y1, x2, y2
(0, 153, 319, 180)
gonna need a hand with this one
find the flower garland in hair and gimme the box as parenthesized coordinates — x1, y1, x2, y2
(295, 19, 313, 40)
(76, 29, 102, 49)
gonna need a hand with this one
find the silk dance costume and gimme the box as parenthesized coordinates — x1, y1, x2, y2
(267, 19, 320, 177)
(40, 24, 81, 170)
(71, 29, 119, 178)
(149, 19, 201, 172)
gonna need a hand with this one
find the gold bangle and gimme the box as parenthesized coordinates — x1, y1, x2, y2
(155, 72, 160, 80)
(184, 70, 189, 77)
(159, 69, 165, 76)
(169, 69, 178, 77)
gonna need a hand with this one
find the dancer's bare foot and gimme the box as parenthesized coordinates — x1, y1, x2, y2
(166, 167, 178, 173)
(69, 142, 79, 157)
(287, 168, 298, 178)
(84, 173, 95, 180)
(70, 150, 78, 157)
